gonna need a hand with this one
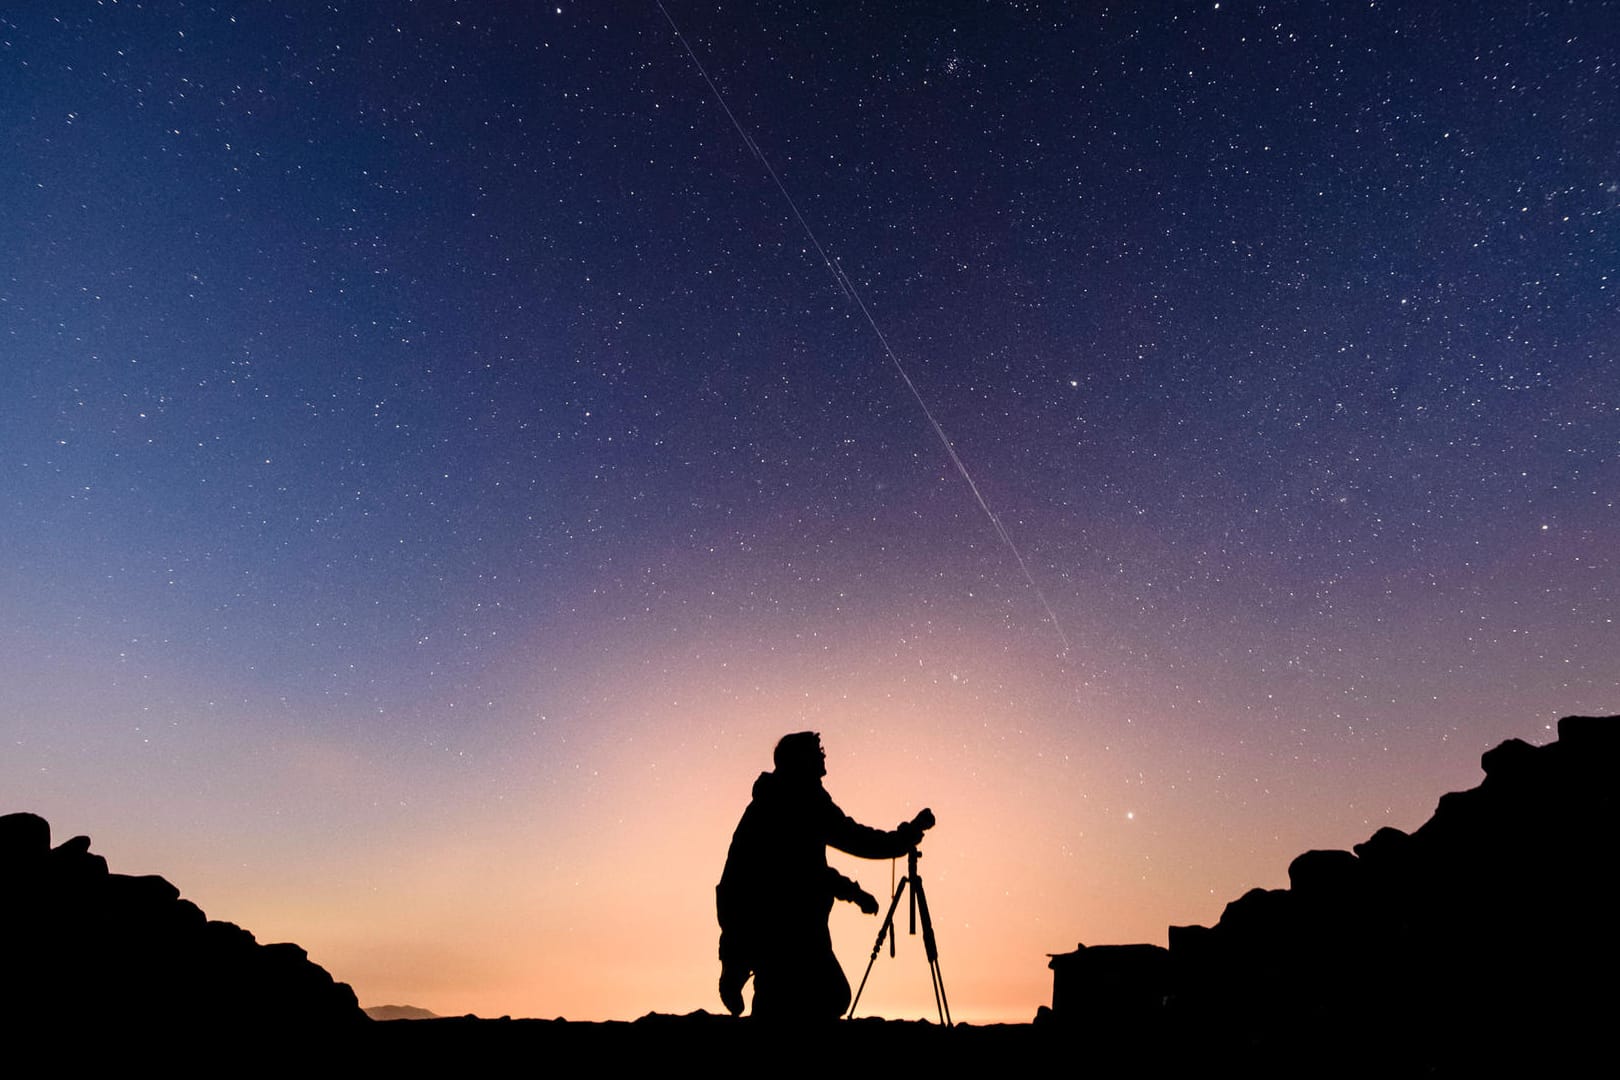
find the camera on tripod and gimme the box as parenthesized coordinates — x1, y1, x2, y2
(849, 806, 950, 1025)
(909, 807, 936, 837)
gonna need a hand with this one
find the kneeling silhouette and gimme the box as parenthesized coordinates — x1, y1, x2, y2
(715, 732, 933, 1019)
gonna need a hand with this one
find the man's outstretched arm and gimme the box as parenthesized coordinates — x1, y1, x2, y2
(823, 798, 934, 859)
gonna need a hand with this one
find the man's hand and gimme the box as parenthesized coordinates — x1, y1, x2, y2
(854, 888, 880, 915)
(897, 807, 936, 849)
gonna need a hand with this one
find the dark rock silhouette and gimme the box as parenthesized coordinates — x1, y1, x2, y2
(0, 812, 366, 1037)
(1046, 714, 1619, 1073)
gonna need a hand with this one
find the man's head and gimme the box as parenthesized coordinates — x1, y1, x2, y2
(774, 731, 826, 778)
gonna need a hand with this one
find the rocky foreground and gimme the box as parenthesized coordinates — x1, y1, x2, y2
(1045, 713, 1617, 1074)
(4, 715, 1612, 1073)
(0, 810, 365, 1040)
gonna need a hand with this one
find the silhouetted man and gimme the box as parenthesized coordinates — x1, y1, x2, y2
(716, 731, 934, 1020)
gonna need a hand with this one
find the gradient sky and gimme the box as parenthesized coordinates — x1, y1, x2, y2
(3, 1, 1615, 1022)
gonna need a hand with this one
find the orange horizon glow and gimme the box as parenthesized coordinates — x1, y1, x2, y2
(11, 607, 1541, 1024)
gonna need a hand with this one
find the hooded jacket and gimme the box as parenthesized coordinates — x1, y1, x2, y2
(716, 770, 922, 960)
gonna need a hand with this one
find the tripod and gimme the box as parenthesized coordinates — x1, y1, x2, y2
(847, 846, 952, 1026)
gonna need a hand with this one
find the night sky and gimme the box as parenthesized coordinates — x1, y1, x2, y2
(3, 1, 1615, 1021)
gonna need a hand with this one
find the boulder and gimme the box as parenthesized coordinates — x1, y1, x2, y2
(0, 812, 50, 860)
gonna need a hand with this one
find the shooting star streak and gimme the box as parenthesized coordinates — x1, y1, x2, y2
(656, 1, 1071, 655)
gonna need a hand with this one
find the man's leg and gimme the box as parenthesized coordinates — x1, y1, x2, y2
(751, 929, 829, 1021)
(814, 923, 852, 1020)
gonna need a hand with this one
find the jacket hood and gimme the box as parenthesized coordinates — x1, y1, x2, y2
(752, 769, 821, 802)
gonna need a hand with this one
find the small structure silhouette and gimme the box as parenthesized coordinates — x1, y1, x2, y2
(716, 731, 934, 1020)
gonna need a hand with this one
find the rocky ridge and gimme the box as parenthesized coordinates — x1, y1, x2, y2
(0, 811, 366, 1036)
(1047, 714, 1617, 1070)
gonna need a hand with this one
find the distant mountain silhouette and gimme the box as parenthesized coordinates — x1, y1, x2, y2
(366, 1004, 441, 1021)
(0, 812, 366, 1038)
(1046, 714, 1617, 1073)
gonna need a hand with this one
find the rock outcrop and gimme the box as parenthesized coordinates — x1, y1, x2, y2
(0, 813, 366, 1036)
(1047, 714, 1618, 1071)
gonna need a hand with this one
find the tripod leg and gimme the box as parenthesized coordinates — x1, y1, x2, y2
(911, 878, 953, 1027)
(848, 877, 908, 1019)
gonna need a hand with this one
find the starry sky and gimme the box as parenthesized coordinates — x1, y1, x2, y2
(3, 1, 1615, 1022)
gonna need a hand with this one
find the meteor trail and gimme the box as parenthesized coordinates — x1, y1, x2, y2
(656, 1, 1071, 655)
